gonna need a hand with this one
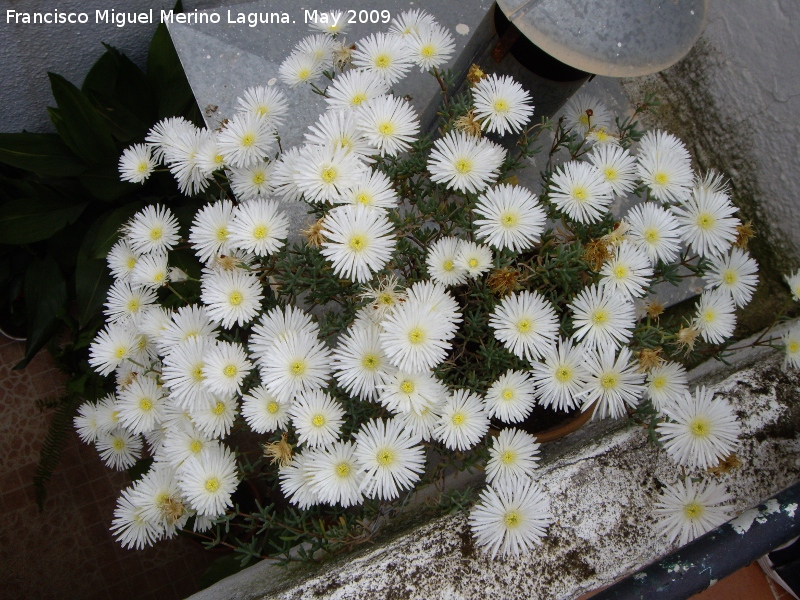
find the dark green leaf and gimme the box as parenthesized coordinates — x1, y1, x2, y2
(75, 219, 113, 329)
(79, 163, 130, 202)
(91, 202, 145, 258)
(198, 554, 245, 590)
(16, 256, 67, 369)
(128, 457, 154, 481)
(0, 133, 87, 177)
(0, 196, 87, 244)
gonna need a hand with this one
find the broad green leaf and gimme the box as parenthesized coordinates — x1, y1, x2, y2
(15, 256, 67, 369)
(0, 133, 87, 177)
(0, 196, 87, 244)
(75, 217, 113, 329)
(90, 202, 144, 258)
(79, 163, 131, 202)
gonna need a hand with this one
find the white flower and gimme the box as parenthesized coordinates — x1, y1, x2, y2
(389, 8, 435, 36)
(377, 370, 446, 415)
(320, 204, 396, 283)
(569, 284, 636, 350)
(654, 479, 733, 546)
(427, 131, 506, 194)
(308, 10, 348, 34)
(784, 326, 800, 368)
(426, 236, 467, 286)
(705, 248, 758, 308)
(104, 281, 156, 323)
(119, 143, 156, 184)
(693, 290, 736, 345)
(294, 143, 364, 204)
(189, 394, 238, 438)
(358, 274, 408, 320)
(530, 338, 589, 412)
(563, 93, 611, 136)
(111, 485, 161, 549)
(165, 127, 215, 196)
(133, 466, 189, 535)
(339, 167, 399, 211)
(549, 161, 614, 224)
(637, 130, 694, 204)
(394, 402, 443, 442)
(599, 240, 654, 299)
(195, 134, 226, 175)
(217, 112, 273, 169)
(586, 126, 619, 146)
(107, 239, 139, 282)
(145, 116, 195, 162)
(489, 291, 559, 361)
(582, 346, 645, 419)
(177, 445, 239, 517)
(189, 200, 235, 264)
(155, 304, 218, 355)
(456, 241, 493, 279)
(96, 426, 143, 470)
(270, 146, 305, 202)
(624, 201, 682, 265)
(259, 331, 332, 403)
(695, 170, 731, 196)
(161, 337, 215, 409)
(305, 109, 374, 162)
(646, 361, 689, 413)
(117, 376, 166, 435)
(307, 440, 364, 507)
(433, 389, 490, 451)
(356, 95, 420, 156)
(486, 428, 540, 489)
(289, 390, 344, 449)
(95, 393, 122, 432)
(278, 50, 324, 88)
(236, 85, 288, 126)
(405, 22, 455, 72)
(124, 204, 181, 255)
(469, 478, 553, 559)
(200, 269, 264, 329)
(202, 341, 252, 396)
(352, 32, 412, 85)
(228, 161, 274, 201)
(331, 322, 392, 402)
(249, 304, 318, 361)
(484, 370, 536, 423)
(473, 184, 546, 253)
(786, 270, 800, 301)
(587, 144, 638, 196)
(130, 252, 169, 290)
(241, 386, 290, 433)
(354, 418, 426, 500)
(228, 198, 288, 256)
(294, 34, 337, 69)
(672, 188, 741, 258)
(158, 427, 217, 469)
(657, 386, 740, 470)
(74, 401, 101, 444)
(279, 451, 320, 510)
(89, 322, 140, 376)
(472, 74, 534, 135)
(325, 68, 390, 112)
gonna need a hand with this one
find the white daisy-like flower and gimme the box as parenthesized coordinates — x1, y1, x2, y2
(158, 428, 217, 470)
(320, 204, 396, 283)
(786, 270, 800, 301)
(133, 465, 189, 536)
(654, 478, 733, 546)
(259, 331, 332, 403)
(249, 304, 318, 361)
(599, 240, 654, 299)
(569, 284, 636, 350)
(472, 74, 534, 135)
(111, 485, 161, 549)
(117, 376, 166, 435)
(161, 337, 215, 409)
(433, 389, 490, 451)
(74, 401, 101, 444)
(339, 167, 399, 211)
(96, 426, 143, 470)
(377, 369, 446, 415)
(469, 478, 553, 559)
(389, 8, 435, 36)
(305, 109, 374, 162)
(307, 440, 364, 507)
(489, 291, 559, 361)
(217, 112, 273, 169)
(236, 85, 288, 126)
(200, 269, 264, 329)
(657, 386, 740, 470)
(331, 322, 392, 401)
(456, 241, 493, 279)
(194, 133, 226, 176)
(426, 236, 467, 286)
(189, 200, 235, 264)
(228, 161, 274, 201)
(325, 68, 390, 112)
(549, 161, 614, 224)
(693, 290, 736, 345)
(201, 341, 252, 396)
(394, 402, 443, 442)
(270, 146, 305, 202)
(484, 370, 537, 423)
(294, 143, 364, 204)
(356, 95, 420, 156)
(228, 198, 288, 256)
(530, 338, 589, 412)
(240, 386, 290, 433)
(406, 22, 455, 72)
(279, 451, 321, 510)
(155, 304, 218, 354)
(473, 184, 546, 253)
(124, 204, 181, 255)
(130, 252, 169, 290)
(637, 130, 694, 204)
(294, 34, 336, 69)
(625, 201, 682, 265)
(104, 281, 156, 324)
(89, 322, 140, 377)
(358, 274, 408, 321)
(278, 50, 324, 88)
(587, 144, 638, 197)
(145, 116, 195, 162)
(486, 428, 540, 489)
(107, 239, 139, 282)
(288, 390, 344, 449)
(586, 126, 619, 146)
(783, 326, 800, 369)
(562, 93, 611, 137)
(705, 248, 758, 308)
(352, 32, 412, 85)
(354, 418, 426, 500)
(694, 170, 731, 196)
(165, 127, 215, 196)
(308, 10, 348, 35)
(95, 393, 122, 433)
(177, 445, 239, 517)
(646, 361, 689, 413)
(119, 143, 156, 184)
(427, 131, 506, 194)
(672, 188, 741, 258)
(582, 346, 645, 419)
(188, 394, 238, 439)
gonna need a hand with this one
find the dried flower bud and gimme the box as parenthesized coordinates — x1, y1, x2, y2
(585, 108, 594, 117)
(601, 221, 630, 247)
(638, 347, 664, 371)
(582, 239, 613, 271)
(302, 218, 327, 248)
(487, 268, 521, 297)
(708, 453, 742, 476)
(159, 496, 186, 525)
(215, 255, 240, 271)
(467, 64, 486, 85)
(645, 299, 665, 320)
(734, 221, 755, 249)
(454, 110, 483, 137)
(263, 432, 293, 468)
(676, 326, 699, 355)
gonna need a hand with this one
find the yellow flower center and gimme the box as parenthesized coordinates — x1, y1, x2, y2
(114, 346, 128, 359)
(468, 258, 479, 268)
(356, 192, 371, 205)
(652, 375, 667, 390)
(643, 228, 659, 243)
(493, 98, 509, 114)
(790, 341, 800, 353)
(722, 269, 738, 285)
(501, 450, 515, 465)
(190, 440, 203, 453)
(501, 212, 518, 227)
(252, 172, 265, 185)
(654, 172, 669, 186)
(591, 308, 609, 325)
(408, 327, 425, 344)
(112, 438, 125, 451)
(703, 309, 717, 324)
(139, 398, 153, 412)
(126, 257, 137, 270)
(137, 161, 150, 173)
(290, 360, 306, 376)
(683, 502, 704, 520)
(192, 366, 205, 382)
(336, 462, 351, 477)
(205, 477, 220, 492)
(501, 388, 515, 400)
(604, 167, 618, 180)
(149, 227, 163, 241)
(265, 401, 280, 415)
(579, 114, 590, 127)
(378, 121, 395, 136)
(241, 133, 255, 147)
(229, 291, 243, 306)
(573, 186, 588, 201)
(600, 373, 619, 390)
(216, 226, 228, 241)
(379, 293, 394, 305)
(253, 224, 268, 240)
(297, 68, 311, 81)
(349, 234, 366, 252)
(613, 264, 629, 279)
(689, 416, 712, 437)
(516, 318, 532, 333)
(504, 510, 522, 528)
(154, 272, 164, 283)
(421, 45, 436, 58)
(321, 166, 338, 183)
(311, 414, 326, 427)
(454, 158, 473, 174)
(555, 366, 572, 382)
(443, 259, 455, 272)
(451, 412, 466, 426)
(374, 53, 391, 69)
(127, 298, 140, 312)
(362, 354, 380, 370)
(400, 380, 415, 394)
(377, 448, 395, 466)
(256, 106, 268, 117)
(351, 93, 367, 106)
(223, 364, 238, 378)
(213, 401, 226, 415)
(696, 212, 715, 230)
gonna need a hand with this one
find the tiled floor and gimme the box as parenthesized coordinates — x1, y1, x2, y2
(0, 337, 215, 600)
